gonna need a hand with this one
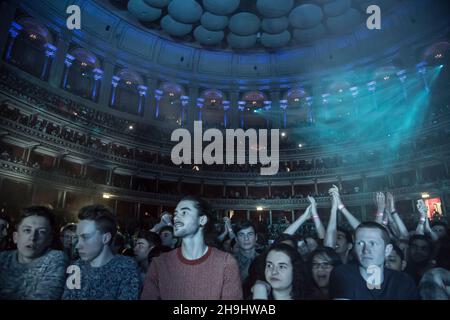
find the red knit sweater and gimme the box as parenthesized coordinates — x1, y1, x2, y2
(141, 246, 243, 300)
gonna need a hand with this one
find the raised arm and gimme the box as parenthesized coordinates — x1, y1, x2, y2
(308, 195, 326, 240)
(324, 188, 338, 249)
(333, 185, 360, 229)
(374, 192, 385, 224)
(386, 192, 410, 240)
(150, 212, 172, 233)
(283, 205, 311, 235)
(424, 215, 439, 242)
(415, 200, 427, 235)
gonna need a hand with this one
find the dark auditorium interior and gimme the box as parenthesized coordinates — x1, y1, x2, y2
(0, 0, 450, 301)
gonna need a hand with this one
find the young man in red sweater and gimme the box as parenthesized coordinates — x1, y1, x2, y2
(141, 196, 243, 300)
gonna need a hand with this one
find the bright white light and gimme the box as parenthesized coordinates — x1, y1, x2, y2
(421, 193, 430, 199)
(256, 206, 263, 211)
(102, 193, 111, 199)
(298, 143, 303, 148)
(281, 132, 286, 137)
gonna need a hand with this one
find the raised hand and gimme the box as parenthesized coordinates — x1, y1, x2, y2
(161, 212, 173, 226)
(417, 200, 428, 218)
(307, 195, 316, 207)
(375, 192, 386, 212)
(386, 192, 395, 214)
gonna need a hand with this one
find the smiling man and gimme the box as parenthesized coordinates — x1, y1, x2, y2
(329, 221, 419, 300)
(62, 204, 140, 300)
(141, 196, 242, 300)
(0, 206, 68, 299)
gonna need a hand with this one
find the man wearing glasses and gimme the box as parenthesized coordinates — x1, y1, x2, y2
(62, 204, 140, 300)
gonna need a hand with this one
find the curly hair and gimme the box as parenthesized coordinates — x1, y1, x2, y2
(263, 242, 309, 300)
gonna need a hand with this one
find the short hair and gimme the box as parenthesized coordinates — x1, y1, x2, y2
(274, 233, 298, 248)
(78, 204, 117, 244)
(179, 196, 214, 233)
(16, 206, 56, 232)
(234, 220, 256, 234)
(159, 225, 173, 235)
(337, 227, 353, 244)
(60, 223, 77, 234)
(409, 234, 434, 252)
(355, 221, 391, 245)
(431, 221, 447, 229)
(390, 243, 405, 261)
(137, 230, 161, 248)
(309, 246, 342, 268)
(0, 210, 10, 225)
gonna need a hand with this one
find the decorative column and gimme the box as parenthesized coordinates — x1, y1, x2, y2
(62, 54, 75, 89)
(137, 85, 148, 114)
(0, 1, 21, 59)
(40, 43, 57, 80)
(197, 97, 204, 122)
(263, 100, 271, 128)
(180, 95, 189, 126)
(349, 86, 359, 116)
(222, 100, 230, 128)
(91, 68, 103, 101)
(321, 93, 330, 121)
(48, 30, 71, 88)
(268, 181, 272, 198)
(416, 61, 429, 93)
(154, 89, 163, 118)
(229, 90, 240, 128)
(367, 81, 377, 110)
(314, 178, 318, 195)
(305, 96, 314, 124)
(279, 99, 288, 129)
(396, 69, 408, 101)
(110, 76, 120, 107)
(98, 61, 114, 107)
(238, 101, 245, 128)
(4, 22, 22, 62)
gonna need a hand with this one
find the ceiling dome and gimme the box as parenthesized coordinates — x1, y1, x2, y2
(326, 8, 361, 35)
(227, 33, 257, 49)
(261, 17, 289, 34)
(293, 23, 326, 43)
(143, 0, 171, 8)
(127, 0, 162, 22)
(168, 0, 203, 24)
(203, 0, 240, 15)
(289, 4, 324, 29)
(194, 26, 224, 46)
(228, 12, 261, 36)
(323, 0, 352, 17)
(256, 0, 294, 18)
(261, 31, 291, 48)
(161, 15, 193, 37)
(200, 12, 228, 31)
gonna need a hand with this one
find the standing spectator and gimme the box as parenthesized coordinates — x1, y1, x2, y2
(62, 205, 140, 300)
(329, 222, 419, 299)
(141, 196, 242, 300)
(0, 206, 68, 299)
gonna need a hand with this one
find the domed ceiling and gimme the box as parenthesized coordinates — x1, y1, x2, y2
(110, 0, 396, 51)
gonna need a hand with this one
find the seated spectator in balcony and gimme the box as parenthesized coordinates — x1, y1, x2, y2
(59, 223, 78, 262)
(133, 230, 162, 282)
(385, 243, 407, 272)
(0, 211, 10, 251)
(141, 196, 242, 300)
(307, 246, 342, 300)
(0, 206, 68, 299)
(62, 205, 140, 300)
(329, 222, 418, 300)
(251, 243, 308, 300)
